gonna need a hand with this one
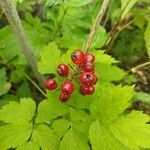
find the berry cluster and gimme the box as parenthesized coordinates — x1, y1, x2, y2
(45, 49, 98, 102)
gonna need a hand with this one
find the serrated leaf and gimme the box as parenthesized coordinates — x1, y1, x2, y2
(93, 26, 108, 48)
(16, 141, 40, 150)
(89, 120, 129, 150)
(52, 119, 70, 139)
(32, 124, 59, 150)
(0, 98, 35, 123)
(121, 0, 138, 19)
(36, 98, 69, 123)
(38, 42, 60, 74)
(90, 86, 134, 123)
(95, 63, 125, 82)
(0, 120, 32, 150)
(0, 68, 11, 96)
(59, 128, 89, 150)
(144, 21, 150, 58)
(93, 50, 118, 64)
(110, 111, 150, 149)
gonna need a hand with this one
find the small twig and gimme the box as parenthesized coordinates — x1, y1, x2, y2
(0, 0, 45, 86)
(24, 73, 47, 97)
(83, 0, 110, 52)
(130, 61, 150, 73)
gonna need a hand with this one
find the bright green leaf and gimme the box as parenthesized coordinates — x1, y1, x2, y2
(36, 98, 69, 123)
(0, 98, 35, 123)
(89, 120, 128, 150)
(59, 128, 89, 150)
(32, 124, 59, 150)
(16, 141, 40, 150)
(90, 85, 134, 123)
(52, 119, 70, 139)
(0, 120, 32, 150)
(38, 42, 60, 74)
(110, 111, 150, 149)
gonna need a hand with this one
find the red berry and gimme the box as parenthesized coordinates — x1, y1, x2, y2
(59, 92, 70, 102)
(71, 50, 84, 65)
(93, 74, 98, 84)
(84, 53, 95, 63)
(57, 64, 69, 77)
(45, 79, 57, 90)
(80, 72, 95, 85)
(80, 85, 95, 95)
(62, 81, 74, 94)
(84, 62, 94, 72)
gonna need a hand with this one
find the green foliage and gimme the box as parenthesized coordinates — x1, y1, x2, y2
(38, 42, 60, 74)
(144, 20, 150, 58)
(133, 92, 150, 104)
(121, 0, 138, 19)
(0, 0, 150, 149)
(113, 29, 146, 63)
(0, 68, 11, 96)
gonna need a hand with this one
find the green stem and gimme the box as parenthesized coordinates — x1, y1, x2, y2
(24, 73, 47, 97)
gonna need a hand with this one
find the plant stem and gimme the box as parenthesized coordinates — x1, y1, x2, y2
(0, 0, 45, 86)
(24, 73, 47, 97)
(83, 0, 110, 52)
(130, 61, 150, 73)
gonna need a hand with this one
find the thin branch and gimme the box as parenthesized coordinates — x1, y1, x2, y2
(83, 0, 110, 52)
(24, 73, 47, 97)
(130, 61, 150, 73)
(0, 0, 45, 86)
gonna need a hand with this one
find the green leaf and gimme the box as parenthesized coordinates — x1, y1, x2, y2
(95, 63, 125, 82)
(121, 0, 138, 19)
(93, 26, 108, 48)
(93, 50, 118, 64)
(52, 119, 70, 139)
(59, 128, 89, 150)
(0, 120, 32, 150)
(38, 42, 60, 74)
(16, 141, 40, 150)
(144, 21, 150, 58)
(70, 108, 91, 122)
(110, 111, 150, 149)
(67, 0, 92, 7)
(90, 85, 134, 123)
(89, 120, 128, 150)
(32, 124, 59, 150)
(133, 92, 150, 104)
(36, 98, 69, 123)
(0, 98, 35, 123)
(0, 68, 11, 96)
(16, 81, 33, 98)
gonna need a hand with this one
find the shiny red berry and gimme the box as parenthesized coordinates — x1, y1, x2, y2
(45, 79, 57, 90)
(80, 72, 95, 85)
(59, 92, 70, 102)
(84, 62, 94, 72)
(62, 81, 74, 94)
(71, 50, 84, 65)
(84, 53, 95, 63)
(93, 74, 98, 84)
(80, 85, 95, 95)
(57, 64, 69, 77)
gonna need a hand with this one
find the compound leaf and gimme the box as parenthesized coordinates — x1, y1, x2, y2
(0, 98, 35, 123)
